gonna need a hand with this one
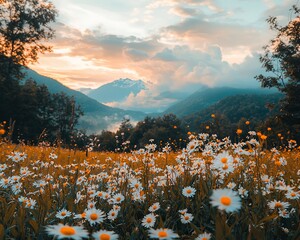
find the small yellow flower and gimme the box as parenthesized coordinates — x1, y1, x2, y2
(236, 129, 243, 135)
(245, 121, 250, 125)
(257, 132, 262, 137)
(260, 135, 267, 140)
(211, 114, 215, 118)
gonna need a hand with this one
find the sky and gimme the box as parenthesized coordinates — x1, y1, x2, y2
(29, 0, 299, 111)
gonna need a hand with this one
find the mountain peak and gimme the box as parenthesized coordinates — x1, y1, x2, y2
(87, 78, 147, 103)
(112, 78, 146, 89)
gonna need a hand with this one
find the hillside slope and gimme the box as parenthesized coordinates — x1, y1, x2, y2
(164, 87, 278, 117)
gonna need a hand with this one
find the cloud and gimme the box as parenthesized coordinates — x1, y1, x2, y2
(106, 90, 179, 113)
(163, 16, 269, 59)
(32, 21, 266, 99)
(169, 6, 198, 18)
(148, 0, 222, 12)
(30, 0, 297, 112)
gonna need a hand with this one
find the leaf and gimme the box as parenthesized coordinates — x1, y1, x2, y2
(0, 224, 4, 239)
(189, 222, 200, 235)
(4, 202, 16, 225)
(258, 214, 278, 225)
(29, 220, 39, 234)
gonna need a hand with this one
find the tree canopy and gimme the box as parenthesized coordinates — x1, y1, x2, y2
(256, 5, 300, 134)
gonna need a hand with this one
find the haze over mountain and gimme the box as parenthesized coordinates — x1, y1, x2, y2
(24, 69, 145, 133)
(78, 87, 93, 95)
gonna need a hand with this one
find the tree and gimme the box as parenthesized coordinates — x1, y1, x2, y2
(0, 0, 57, 123)
(255, 5, 300, 134)
(0, 0, 57, 77)
(51, 93, 83, 143)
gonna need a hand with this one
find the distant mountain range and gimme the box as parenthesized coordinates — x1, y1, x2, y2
(24, 68, 282, 134)
(164, 87, 279, 117)
(24, 69, 145, 133)
(86, 78, 147, 103)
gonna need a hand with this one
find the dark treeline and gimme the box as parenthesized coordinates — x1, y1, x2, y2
(72, 115, 188, 152)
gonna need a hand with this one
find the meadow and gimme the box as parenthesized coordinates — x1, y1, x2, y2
(0, 131, 299, 240)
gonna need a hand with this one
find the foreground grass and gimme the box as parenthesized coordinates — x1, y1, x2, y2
(0, 133, 299, 239)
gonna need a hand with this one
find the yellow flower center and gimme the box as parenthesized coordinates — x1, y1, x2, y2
(186, 189, 192, 194)
(61, 212, 66, 216)
(116, 197, 121, 202)
(90, 213, 98, 220)
(146, 217, 152, 223)
(275, 161, 281, 166)
(275, 202, 282, 208)
(221, 157, 228, 163)
(184, 216, 189, 220)
(111, 212, 115, 216)
(203, 238, 208, 240)
(153, 205, 157, 210)
(220, 196, 231, 206)
(158, 231, 168, 237)
(222, 164, 228, 170)
(99, 233, 111, 240)
(291, 192, 296, 197)
(60, 226, 75, 236)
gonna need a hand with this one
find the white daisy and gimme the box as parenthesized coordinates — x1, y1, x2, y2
(195, 232, 212, 240)
(210, 188, 241, 213)
(142, 213, 156, 228)
(113, 193, 125, 204)
(85, 208, 106, 225)
(45, 224, 88, 240)
(56, 209, 72, 219)
(149, 202, 160, 212)
(148, 228, 179, 239)
(92, 230, 119, 240)
(182, 186, 196, 198)
(107, 209, 119, 221)
(267, 200, 290, 210)
(180, 213, 194, 224)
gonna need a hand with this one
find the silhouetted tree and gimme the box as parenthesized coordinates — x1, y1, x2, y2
(255, 5, 300, 136)
(0, 0, 57, 78)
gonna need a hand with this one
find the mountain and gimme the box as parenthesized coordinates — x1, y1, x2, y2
(164, 87, 279, 117)
(24, 69, 146, 133)
(183, 93, 282, 133)
(88, 78, 147, 103)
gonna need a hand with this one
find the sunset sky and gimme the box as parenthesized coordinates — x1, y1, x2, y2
(29, 0, 298, 110)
